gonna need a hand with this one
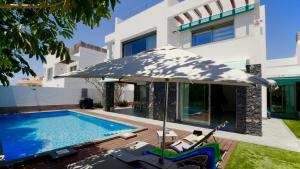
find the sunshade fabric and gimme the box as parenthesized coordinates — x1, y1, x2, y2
(56, 46, 270, 87)
(175, 0, 255, 31)
(270, 76, 300, 85)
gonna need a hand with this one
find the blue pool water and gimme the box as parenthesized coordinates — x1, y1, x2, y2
(0, 111, 137, 161)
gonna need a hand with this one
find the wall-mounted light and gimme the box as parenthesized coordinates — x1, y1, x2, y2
(254, 19, 263, 26)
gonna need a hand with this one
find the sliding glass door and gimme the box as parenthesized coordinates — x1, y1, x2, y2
(179, 83, 210, 125)
(269, 84, 297, 114)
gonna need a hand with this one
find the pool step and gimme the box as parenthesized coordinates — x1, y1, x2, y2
(49, 147, 77, 159)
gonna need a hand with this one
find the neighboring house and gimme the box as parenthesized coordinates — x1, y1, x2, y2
(264, 33, 300, 119)
(43, 41, 107, 88)
(17, 77, 43, 87)
(105, 0, 267, 136)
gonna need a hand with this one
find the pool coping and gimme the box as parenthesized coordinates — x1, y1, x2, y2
(0, 109, 148, 167)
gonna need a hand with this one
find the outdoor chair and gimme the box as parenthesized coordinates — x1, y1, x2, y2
(169, 131, 205, 152)
(0, 141, 4, 162)
(109, 141, 213, 169)
(169, 121, 228, 153)
(144, 143, 221, 169)
(0, 155, 4, 162)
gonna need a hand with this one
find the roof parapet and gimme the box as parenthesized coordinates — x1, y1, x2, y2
(165, 0, 179, 6)
(68, 41, 107, 55)
(296, 33, 300, 64)
(115, 17, 123, 24)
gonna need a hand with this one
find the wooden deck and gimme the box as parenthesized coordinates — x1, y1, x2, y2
(8, 110, 236, 169)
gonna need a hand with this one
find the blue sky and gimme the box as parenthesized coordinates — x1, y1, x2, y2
(10, 0, 300, 84)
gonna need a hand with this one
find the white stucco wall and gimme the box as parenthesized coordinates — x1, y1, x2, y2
(0, 86, 133, 108)
(260, 34, 300, 118)
(263, 34, 300, 79)
(105, 0, 266, 65)
(0, 86, 101, 107)
(105, 0, 267, 118)
(78, 47, 106, 69)
(43, 46, 107, 88)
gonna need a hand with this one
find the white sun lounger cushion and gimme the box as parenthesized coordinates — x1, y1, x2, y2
(171, 140, 193, 152)
(120, 132, 137, 139)
(184, 134, 205, 143)
(171, 134, 206, 152)
(0, 155, 4, 161)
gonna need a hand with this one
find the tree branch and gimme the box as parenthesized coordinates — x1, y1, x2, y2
(0, 1, 64, 9)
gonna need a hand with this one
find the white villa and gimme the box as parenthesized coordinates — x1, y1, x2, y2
(104, 0, 267, 136)
(39, 0, 300, 136)
(43, 41, 107, 88)
(264, 33, 300, 119)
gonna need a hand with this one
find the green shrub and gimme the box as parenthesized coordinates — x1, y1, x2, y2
(115, 100, 129, 107)
(94, 102, 103, 108)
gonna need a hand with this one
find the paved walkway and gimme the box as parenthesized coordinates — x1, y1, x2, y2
(89, 109, 300, 152)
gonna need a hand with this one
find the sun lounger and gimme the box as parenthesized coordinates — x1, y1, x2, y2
(186, 121, 228, 152)
(145, 143, 221, 169)
(108, 141, 177, 169)
(67, 154, 135, 169)
(0, 141, 4, 161)
(170, 121, 228, 153)
(109, 141, 214, 169)
(145, 143, 221, 161)
(111, 150, 175, 169)
(169, 132, 205, 152)
(68, 140, 212, 169)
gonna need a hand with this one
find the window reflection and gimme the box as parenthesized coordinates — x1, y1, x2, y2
(179, 83, 209, 125)
(192, 23, 234, 46)
(122, 33, 156, 57)
(269, 84, 297, 114)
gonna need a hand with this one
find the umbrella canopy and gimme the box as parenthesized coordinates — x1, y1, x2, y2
(56, 45, 273, 164)
(56, 46, 271, 87)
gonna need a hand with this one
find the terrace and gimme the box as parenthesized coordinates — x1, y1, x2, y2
(1, 46, 300, 168)
(1, 0, 300, 168)
(0, 108, 299, 169)
(1, 109, 235, 169)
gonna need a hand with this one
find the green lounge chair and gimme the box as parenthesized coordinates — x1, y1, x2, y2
(146, 143, 222, 162)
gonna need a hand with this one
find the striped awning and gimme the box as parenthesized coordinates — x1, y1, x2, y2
(175, 0, 255, 31)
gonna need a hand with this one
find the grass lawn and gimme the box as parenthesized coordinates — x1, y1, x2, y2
(283, 119, 300, 138)
(225, 142, 300, 169)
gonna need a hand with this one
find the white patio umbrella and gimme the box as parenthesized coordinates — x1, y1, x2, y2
(56, 46, 272, 163)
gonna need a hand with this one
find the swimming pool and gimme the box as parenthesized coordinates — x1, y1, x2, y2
(0, 110, 138, 162)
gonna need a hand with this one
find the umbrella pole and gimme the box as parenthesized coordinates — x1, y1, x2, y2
(159, 79, 169, 164)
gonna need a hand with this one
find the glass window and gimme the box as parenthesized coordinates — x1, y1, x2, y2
(269, 86, 285, 113)
(139, 85, 147, 102)
(269, 84, 297, 114)
(192, 23, 234, 47)
(213, 25, 234, 42)
(122, 33, 156, 57)
(179, 83, 209, 125)
(81, 88, 88, 98)
(192, 31, 212, 46)
(134, 85, 148, 115)
(297, 83, 300, 111)
(70, 65, 77, 72)
(136, 85, 147, 102)
(47, 67, 53, 81)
